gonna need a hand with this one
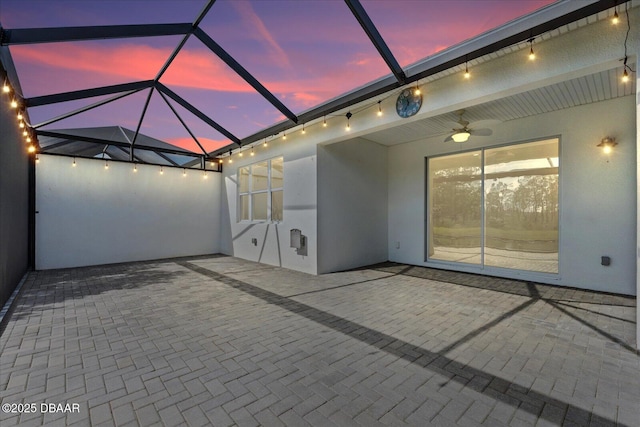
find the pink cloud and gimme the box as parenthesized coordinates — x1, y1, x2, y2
(231, 1, 291, 70)
(168, 136, 230, 152)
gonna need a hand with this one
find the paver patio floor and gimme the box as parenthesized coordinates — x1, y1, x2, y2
(0, 255, 638, 426)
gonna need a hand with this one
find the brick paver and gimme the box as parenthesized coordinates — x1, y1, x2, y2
(1, 255, 638, 426)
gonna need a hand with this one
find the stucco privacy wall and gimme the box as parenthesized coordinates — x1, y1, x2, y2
(0, 94, 29, 308)
(388, 95, 636, 295)
(220, 138, 317, 274)
(36, 155, 221, 269)
(317, 138, 388, 274)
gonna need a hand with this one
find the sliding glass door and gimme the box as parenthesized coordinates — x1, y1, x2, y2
(427, 138, 559, 274)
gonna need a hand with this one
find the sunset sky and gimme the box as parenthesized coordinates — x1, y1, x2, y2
(0, 0, 555, 153)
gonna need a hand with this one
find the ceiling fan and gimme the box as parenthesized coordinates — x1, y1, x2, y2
(444, 110, 494, 143)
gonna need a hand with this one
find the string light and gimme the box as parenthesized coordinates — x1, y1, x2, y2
(133, 163, 138, 172)
(528, 38, 535, 60)
(160, 166, 164, 175)
(464, 62, 470, 79)
(263, 138, 268, 147)
(377, 101, 383, 117)
(239, 149, 244, 157)
(203, 170, 208, 179)
(35, 155, 39, 163)
(414, 84, 421, 96)
(19, 121, 24, 128)
(612, 8, 619, 24)
(228, 149, 233, 163)
(250, 146, 255, 156)
(622, 66, 629, 83)
(10, 99, 18, 109)
(301, 123, 306, 134)
(105, 160, 109, 170)
(28, 145, 36, 153)
(219, 158, 224, 164)
(323, 116, 327, 127)
(2, 82, 10, 93)
(282, 132, 287, 140)
(73, 157, 77, 167)
(26, 136, 32, 143)
(183, 168, 186, 177)
(621, 2, 633, 83)
(17, 112, 23, 121)
(345, 111, 352, 131)
(22, 130, 28, 137)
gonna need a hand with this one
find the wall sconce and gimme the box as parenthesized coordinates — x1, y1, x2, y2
(597, 137, 617, 154)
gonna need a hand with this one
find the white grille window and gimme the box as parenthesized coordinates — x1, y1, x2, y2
(238, 157, 283, 222)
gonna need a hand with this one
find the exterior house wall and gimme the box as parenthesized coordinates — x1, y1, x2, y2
(35, 155, 221, 269)
(388, 95, 636, 295)
(219, 138, 318, 274)
(317, 138, 388, 274)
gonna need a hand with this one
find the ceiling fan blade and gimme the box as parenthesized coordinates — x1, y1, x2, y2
(468, 119, 501, 128)
(443, 134, 454, 143)
(470, 128, 493, 137)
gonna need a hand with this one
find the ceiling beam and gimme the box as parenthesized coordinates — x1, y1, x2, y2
(193, 27, 298, 125)
(155, 82, 241, 145)
(26, 80, 154, 107)
(344, 0, 406, 84)
(1, 23, 192, 45)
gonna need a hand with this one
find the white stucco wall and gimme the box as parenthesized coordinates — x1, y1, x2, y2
(317, 138, 388, 273)
(388, 95, 636, 295)
(36, 155, 221, 269)
(219, 138, 318, 274)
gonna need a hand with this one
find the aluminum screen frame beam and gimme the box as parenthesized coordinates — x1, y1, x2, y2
(344, 0, 406, 84)
(35, 129, 203, 159)
(1, 23, 192, 45)
(193, 27, 298, 125)
(156, 82, 241, 145)
(25, 80, 154, 107)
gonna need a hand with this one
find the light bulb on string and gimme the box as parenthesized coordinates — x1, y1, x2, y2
(228, 149, 233, 163)
(133, 163, 138, 173)
(323, 116, 327, 127)
(10, 99, 18, 109)
(2, 83, 10, 93)
(203, 171, 208, 179)
(612, 8, 619, 24)
(282, 132, 287, 140)
(22, 130, 28, 137)
(414, 83, 421, 96)
(301, 123, 306, 134)
(464, 62, 470, 79)
(377, 101, 383, 117)
(345, 111, 352, 131)
(17, 112, 23, 121)
(622, 68, 629, 83)
(250, 146, 255, 156)
(28, 145, 36, 153)
(183, 168, 186, 177)
(239, 149, 244, 157)
(160, 166, 164, 175)
(105, 160, 109, 170)
(73, 157, 77, 167)
(35, 155, 39, 163)
(19, 121, 24, 128)
(263, 138, 268, 148)
(528, 38, 535, 61)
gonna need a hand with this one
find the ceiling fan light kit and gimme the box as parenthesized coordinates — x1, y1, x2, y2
(444, 109, 493, 143)
(452, 131, 471, 143)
